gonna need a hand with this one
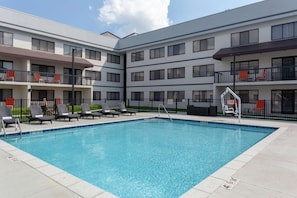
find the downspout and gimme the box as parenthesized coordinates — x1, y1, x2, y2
(123, 54, 127, 103)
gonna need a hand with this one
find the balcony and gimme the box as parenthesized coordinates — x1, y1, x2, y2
(214, 66, 297, 84)
(0, 69, 92, 86)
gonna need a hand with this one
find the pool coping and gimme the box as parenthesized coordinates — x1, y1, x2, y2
(0, 113, 290, 197)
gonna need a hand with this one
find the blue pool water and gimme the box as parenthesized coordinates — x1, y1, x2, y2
(4, 118, 275, 197)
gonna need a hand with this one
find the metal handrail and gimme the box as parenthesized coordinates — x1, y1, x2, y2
(158, 104, 172, 121)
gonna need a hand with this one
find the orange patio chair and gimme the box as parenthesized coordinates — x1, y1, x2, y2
(52, 74, 61, 83)
(34, 72, 45, 83)
(5, 70, 15, 81)
(239, 70, 248, 81)
(6, 98, 14, 108)
(253, 100, 265, 111)
(256, 69, 267, 80)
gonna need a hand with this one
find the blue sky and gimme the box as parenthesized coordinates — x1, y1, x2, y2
(0, 0, 263, 37)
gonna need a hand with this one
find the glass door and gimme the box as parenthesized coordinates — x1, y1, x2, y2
(282, 57, 295, 80)
(282, 90, 294, 114)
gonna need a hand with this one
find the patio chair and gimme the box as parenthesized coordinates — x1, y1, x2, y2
(4, 70, 15, 81)
(253, 100, 265, 111)
(52, 74, 61, 83)
(118, 102, 137, 115)
(28, 105, 54, 124)
(101, 103, 120, 117)
(80, 103, 102, 119)
(256, 69, 267, 80)
(56, 104, 80, 121)
(34, 72, 45, 83)
(0, 106, 20, 128)
(239, 70, 248, 81)
(5, 98, 14, 108)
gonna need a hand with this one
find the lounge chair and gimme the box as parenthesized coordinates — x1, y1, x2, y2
(56, 104, 80, 121)
(28, 105, 54, 124)
(101, 103, 120, 117)
(80, 103, 102, 119)
(0, 106, 20, 127)
(118, 102, 137, 115)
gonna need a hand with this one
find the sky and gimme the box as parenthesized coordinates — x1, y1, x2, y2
(0, 0, 263, 37)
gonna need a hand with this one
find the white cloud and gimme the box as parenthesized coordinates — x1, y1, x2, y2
(99, 0, 170, 36)
(89, 5, 93, 11)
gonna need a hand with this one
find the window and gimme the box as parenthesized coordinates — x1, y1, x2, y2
(32, 64, 55, 77)
(131, 71, 144, 81)
(193, 37, 214, 52)
(63, 44, 82, 57)
(107, 92, 120, 100)
(150, 69, 165, 80)
(107, 53, 120, 64)
(0, 31, 13, 46)
(193, 64, 214, 77)
(32, 38, 54, 53)
(192, 90, 213, 102)
(85, 49, 101, 60)
(131, 51, 144, 62)
(167, 67, 185, 79)
(149, 91, 165, 101)
(131, 92, 144, 101)
(150, 47, 165, 59)
(107, 72, 120, 82)
(93, 91, 101, 101)
(0, 89, 12, 101)
(231, 29, 259, 47)
(231, 60, 259, 75)
(85, 71, 101, 81)
(167, 91, 185, 102)
(168, 43, 185, 56)
(31, 90, 54, 101)
(235, 90, 258, 103)
(272, 22, 297, 40)
(0, 60, 13, 73)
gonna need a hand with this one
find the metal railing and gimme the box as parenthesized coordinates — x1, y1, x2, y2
(214, 66, 297, 84)
(0, 69, 92, 86)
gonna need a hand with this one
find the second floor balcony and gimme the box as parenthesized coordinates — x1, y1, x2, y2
(0, 69, 92, 86)
(215, 66, 297, 84)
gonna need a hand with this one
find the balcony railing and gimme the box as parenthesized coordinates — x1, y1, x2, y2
(215, 66, 297, 84)
(0, 69, 92, 86)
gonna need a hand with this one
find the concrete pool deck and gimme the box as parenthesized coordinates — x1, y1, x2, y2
(0, 113, 296, 197)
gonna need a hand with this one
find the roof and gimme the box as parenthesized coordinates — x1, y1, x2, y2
(0, 45, 93, 68)
(117, 0, 297, 51)
(0, 7, 119, 51)
(213, 38, 297, 60)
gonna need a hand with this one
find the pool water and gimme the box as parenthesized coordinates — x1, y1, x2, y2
(4, 119, 275, 197)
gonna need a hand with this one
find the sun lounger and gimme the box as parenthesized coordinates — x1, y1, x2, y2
(80, 103, 102, 119)
(118, 102, 137, 115)
(56, 104, 80, 121)
(0, 106, 20, 127)
(28, 105, 54, 124)
(101, 103, 120, 117)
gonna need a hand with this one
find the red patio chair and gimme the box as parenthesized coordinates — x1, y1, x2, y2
(239, 70, 248, 81)
(253, 100, 265, 111)
(52, 74, 61, 83)
(6, 98, 14, 108)
(5, 70, 15, 81)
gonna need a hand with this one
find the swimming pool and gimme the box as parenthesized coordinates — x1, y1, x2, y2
(4, 118, 276, 197)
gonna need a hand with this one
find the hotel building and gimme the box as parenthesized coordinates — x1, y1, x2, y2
(0, 0, 297, 116)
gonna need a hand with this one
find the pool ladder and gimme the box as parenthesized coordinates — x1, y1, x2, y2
(1, 119, 22, 138)
(158, 104, 172, 121)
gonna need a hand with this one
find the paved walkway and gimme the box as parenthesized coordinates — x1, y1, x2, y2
(0, 113, 297, 198)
